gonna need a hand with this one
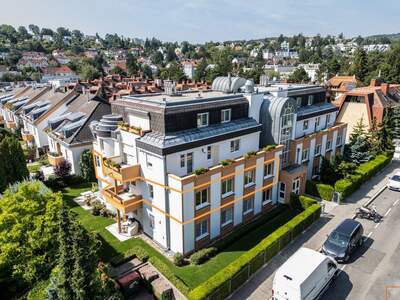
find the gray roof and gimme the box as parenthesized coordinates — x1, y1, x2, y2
(138, 118, 261, 150)
(212, 76, 246, 93)
(296, 102, 338, 118)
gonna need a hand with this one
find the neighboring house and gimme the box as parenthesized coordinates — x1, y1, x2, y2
(327, 75, 359, 101)
(17, 52, 48, 70)
(333, 78, 400, 142)
(41, 66, 79, 85)
(0, 85, 50, 131)
(91, 77, 346, 255)
(46, 93, 111, 174)
(19, 87, 80, 150)
(182, 61, 197, 80)
(299, 64, 320, 82)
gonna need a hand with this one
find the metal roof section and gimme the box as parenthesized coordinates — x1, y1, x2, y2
(90, 114, 122, 138)
(211, 75, 247, 93)
(138, 118, 261, 150)
(296, 102, 338, 119)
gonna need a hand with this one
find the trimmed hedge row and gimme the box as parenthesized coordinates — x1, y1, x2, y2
(334, 154, 392, 199)
(188, 201, 321, 300)
(149, 256, 190, 296)
(306, 180, 335, 201)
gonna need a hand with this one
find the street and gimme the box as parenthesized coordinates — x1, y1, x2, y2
(230, 161, 400, 300)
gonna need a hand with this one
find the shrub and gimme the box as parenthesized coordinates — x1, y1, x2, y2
(306, 180, 334, 201)
(173, 252, 185, 266)
(220, 159, 234, 166)
(194, 167, 208, 176)
(244, 151, 257, 159)
(91, 200, 103, 216)
(263, 144, 276, 151)
(189, 247, 217, 265)
(188, 204, 321, 300)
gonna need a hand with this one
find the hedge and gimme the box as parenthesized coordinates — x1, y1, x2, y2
(149, 256, 190, 296)
(306, 180, 335, 201)
(335, 154, 392, 199)
(188, 202, 321, 300)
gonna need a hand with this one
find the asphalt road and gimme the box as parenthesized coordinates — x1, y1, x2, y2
(230, 162, 400, 300)
(324, 188, 400, 300)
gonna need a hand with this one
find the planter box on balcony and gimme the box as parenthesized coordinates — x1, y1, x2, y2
(22, 131, 34, 142)
(103, 160, 140, 182)
(48, 153, 64, 166)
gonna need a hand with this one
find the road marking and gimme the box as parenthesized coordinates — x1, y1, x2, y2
(374, 223, 381, 229)
(367, 232, 373, 238)
(394, 199, 399, 206)
(384, 208, 392, 217)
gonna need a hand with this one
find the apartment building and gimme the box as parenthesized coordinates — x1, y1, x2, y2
(91, 77, 347, 255)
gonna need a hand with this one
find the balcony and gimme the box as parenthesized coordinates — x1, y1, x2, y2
(103, 158, 140, 182)
(47, 152, 64, 166)
(6, 121, 16, 129)
(21, 131, 34, 142)
(103, 186, 143, 213)
(0, 115, 4, 124)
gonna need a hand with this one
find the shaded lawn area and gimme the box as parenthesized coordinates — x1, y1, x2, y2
(62, 183, 299, 289)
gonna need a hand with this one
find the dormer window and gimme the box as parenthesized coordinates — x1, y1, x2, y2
(307, 95, 314, 106)
(221, 109, 231, 123)
(197, 112, 209, 128)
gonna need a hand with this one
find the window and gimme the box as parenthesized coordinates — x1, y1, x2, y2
(243, 197, 254, 214)
(195, 188, 209, 209)
(302, 149, 309, 161)
(230, 139, 240, 152)
(316, 116, 320, 127)
(315, 144, 321, 156)
(221, 178, 233, 196)
(180, 154, 185, 168)
(326, 114, 331, 125)
(303, 120, 309, 130)
(148, 184, 154, 198)
(207, 146, 212, 160)
(326, 140, 332, 151)
(337, 135, 342, 146)
(313, 165, 320, 176)
(95, 156, 100, 167)
(296, 97, 302, 107)
(187, 152, 193, 173)
(197, 112, 209, 128)
(292, 178, 300, 195)
(279, 182, 285, 200)
(144, 152, 153, 167)
(244, 169, 255, 186)
(221, 109, 231, 123)
(195, 219, 209, 240)
(149, 214, 155, 229)
(307, 95, 314, 106)
(264, 162, 274, 178)
(263, 188, 272, 205)
(221, 207, 233, 226)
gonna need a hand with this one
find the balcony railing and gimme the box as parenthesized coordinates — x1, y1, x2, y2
(103, 158, 140, 182)
(21, 131, 34, 142)
(103, 186, 142, 213)
(47, 152, 64, 166)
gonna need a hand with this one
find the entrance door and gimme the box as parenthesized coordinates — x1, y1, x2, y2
(292, 177, 301, 195)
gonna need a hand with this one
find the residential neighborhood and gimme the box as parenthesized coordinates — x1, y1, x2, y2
(1, 2, 400, 300)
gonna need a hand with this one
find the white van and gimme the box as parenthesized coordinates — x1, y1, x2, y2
(272, 247, 338, 300)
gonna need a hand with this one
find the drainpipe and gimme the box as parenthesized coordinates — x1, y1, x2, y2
(163, 155, 171, 250)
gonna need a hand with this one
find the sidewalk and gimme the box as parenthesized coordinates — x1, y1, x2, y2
(230, 160, 400, 300)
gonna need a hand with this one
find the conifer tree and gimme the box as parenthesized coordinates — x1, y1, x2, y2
(377, 108, 394, 152)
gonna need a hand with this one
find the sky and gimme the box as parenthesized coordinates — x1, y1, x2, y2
(0, 0, 399, 43)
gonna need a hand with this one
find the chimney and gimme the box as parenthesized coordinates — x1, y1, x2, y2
(370, 78, 381, 87)
(381, 83, 390, 96)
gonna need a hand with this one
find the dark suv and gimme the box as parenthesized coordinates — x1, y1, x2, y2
(322, 219, 364, 262)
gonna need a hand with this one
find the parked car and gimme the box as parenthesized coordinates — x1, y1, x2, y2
(272, 247, 338, 300)
(387, 172, 400, 191)
(322, 219, 364, 262)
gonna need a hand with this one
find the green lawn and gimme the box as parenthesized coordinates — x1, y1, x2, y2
(27, 162, 42, 173)
(62, 184, 299, 289)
